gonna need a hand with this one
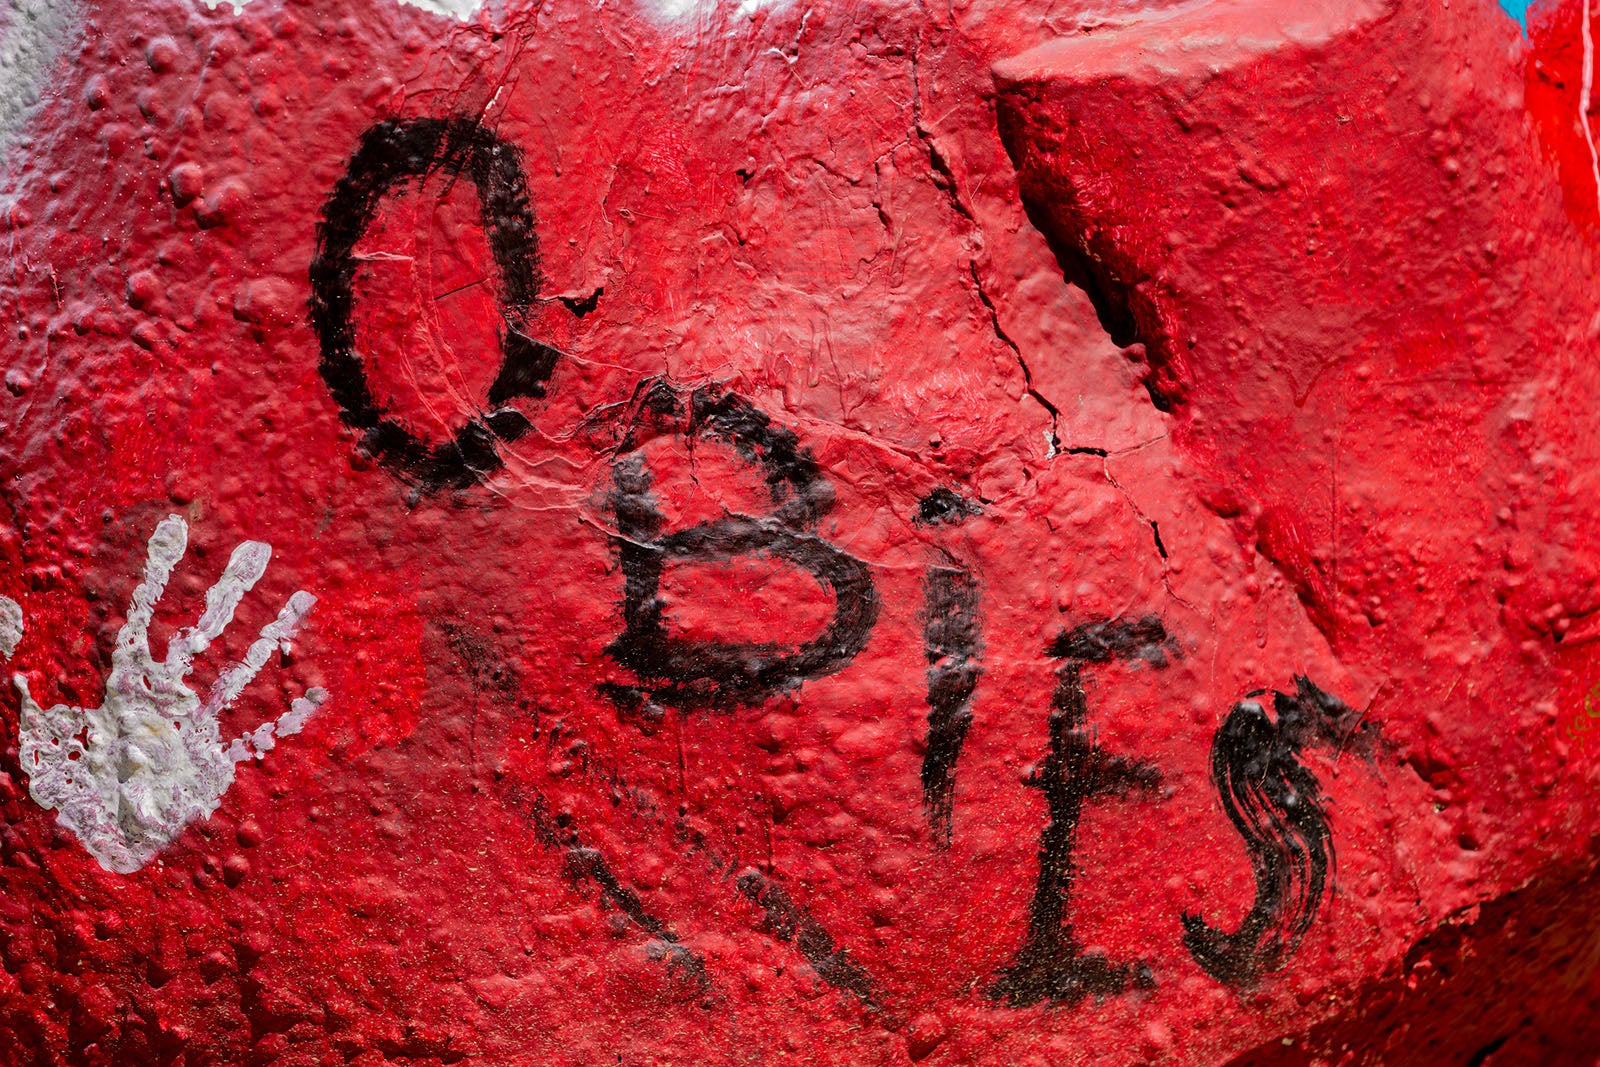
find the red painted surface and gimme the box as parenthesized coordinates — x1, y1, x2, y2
(0, 0, 1596, 1064)
(1529, 0, 1600, 234)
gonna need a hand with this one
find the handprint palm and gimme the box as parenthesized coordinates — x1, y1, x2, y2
(2, 515, 326, 874)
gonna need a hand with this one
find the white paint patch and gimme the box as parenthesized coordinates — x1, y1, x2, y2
(196, 0, 788, 28)
(0, 594, 20, 660)
(639, 0, 791, 23)
(0, 0, 82, 153)
(197, 0, 486, 20)
(398, 0, 487, 17)
(13, 515, 328, 875)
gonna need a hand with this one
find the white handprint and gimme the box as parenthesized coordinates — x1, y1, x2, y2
(2, 515, 327, 874)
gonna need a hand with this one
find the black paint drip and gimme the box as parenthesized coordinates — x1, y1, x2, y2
(309, 116, 559, 492)
(921, 565, 982, 847)
(735, 869, 877, 1004)
(1181, 676, 1343, 987)
(989, 615, 1175, 1007)
(605, 380, 879, 714)
(511, 785, 712, 996)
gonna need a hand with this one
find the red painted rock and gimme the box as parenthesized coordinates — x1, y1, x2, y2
(0, 0, 1596, 1064)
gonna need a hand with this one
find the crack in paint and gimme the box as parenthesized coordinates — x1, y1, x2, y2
(968, 261, 1063, 455)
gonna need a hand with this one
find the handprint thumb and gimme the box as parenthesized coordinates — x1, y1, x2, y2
(12, 673, 35, 707)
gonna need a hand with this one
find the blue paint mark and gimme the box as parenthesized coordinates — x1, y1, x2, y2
(1498, 0, 1529, 26)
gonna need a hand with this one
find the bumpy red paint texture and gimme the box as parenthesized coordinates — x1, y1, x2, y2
(1, 0, 1599, 1063)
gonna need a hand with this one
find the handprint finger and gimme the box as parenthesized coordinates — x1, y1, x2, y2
(0, 595, 21, 660)
(112, 515, 188, 670)
(200, 590, 317, 720)
(227, 686, 329, 762)
(165, 539, 272, 677)
(275, 686, 328, 739)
